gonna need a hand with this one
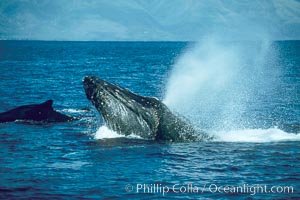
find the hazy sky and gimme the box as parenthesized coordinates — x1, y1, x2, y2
(1, 0, 300, 41)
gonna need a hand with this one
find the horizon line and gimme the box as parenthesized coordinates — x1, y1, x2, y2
(1, 39, 299, 42)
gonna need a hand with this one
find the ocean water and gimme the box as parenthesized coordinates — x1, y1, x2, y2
(0, 40, 299, 199)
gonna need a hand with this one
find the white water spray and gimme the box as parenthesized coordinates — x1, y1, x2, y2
(94, 126, 122, 139)
(94, 125, 142, 140)
(214, 128, 300, 143)
(164, 37, 298, 142)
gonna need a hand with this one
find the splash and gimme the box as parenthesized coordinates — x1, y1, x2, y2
(164, 38, 277, 130)
(94, 126, 123, 139)
(163, 37, 299, 142)
(94, 125, 142, 140)
(214, 128, 300, 143)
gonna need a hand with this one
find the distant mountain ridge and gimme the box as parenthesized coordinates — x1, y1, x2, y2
(0, 0, 299, 41)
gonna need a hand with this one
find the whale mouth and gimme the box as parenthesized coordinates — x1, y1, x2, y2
(83, 76, 158, 139)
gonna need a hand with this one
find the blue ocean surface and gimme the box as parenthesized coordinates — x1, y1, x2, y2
(0, 40, 299, 199)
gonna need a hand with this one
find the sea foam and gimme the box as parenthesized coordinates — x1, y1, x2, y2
(214, 128, 300, 143)
(94, 125, 142, 140)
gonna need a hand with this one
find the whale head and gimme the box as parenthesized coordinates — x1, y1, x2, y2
(83, 76, 210, 142)
(83, 76, 160, 139)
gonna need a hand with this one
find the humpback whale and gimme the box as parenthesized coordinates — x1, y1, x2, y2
(83, 76, 211, 142)
(0, 100, 74, 123)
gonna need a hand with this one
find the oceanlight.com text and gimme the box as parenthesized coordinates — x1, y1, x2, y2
(124, 183, 294, 196)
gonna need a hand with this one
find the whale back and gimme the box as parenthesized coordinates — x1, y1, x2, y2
(0, 100, 73, 123)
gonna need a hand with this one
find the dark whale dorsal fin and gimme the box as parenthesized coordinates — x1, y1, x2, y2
(41, 100, 54, 109)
